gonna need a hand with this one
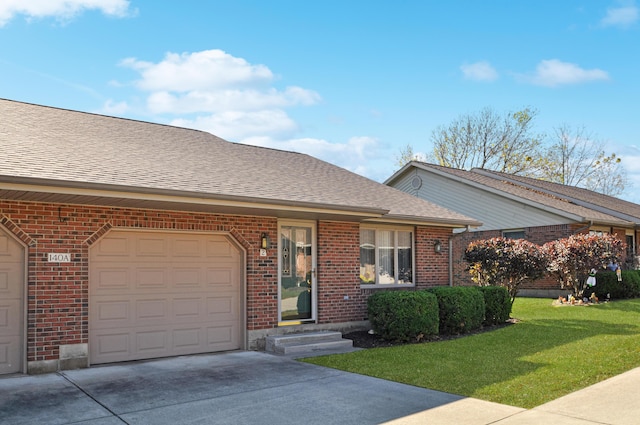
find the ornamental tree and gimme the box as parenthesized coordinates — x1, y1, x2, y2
(543, 233, 625, 298)
(464, 237, 548, 306)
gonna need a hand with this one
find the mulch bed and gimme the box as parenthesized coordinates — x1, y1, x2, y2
(343, 320, 517, 349)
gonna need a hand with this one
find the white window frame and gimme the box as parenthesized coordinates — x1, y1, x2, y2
(359, 225, 415, 288)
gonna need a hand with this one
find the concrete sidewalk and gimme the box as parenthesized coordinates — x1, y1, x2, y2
(0, 351, 638, 425)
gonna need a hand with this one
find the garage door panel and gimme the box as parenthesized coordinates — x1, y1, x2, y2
(173, 268, 202, 288)
(0, 339, 21, 371)
(94, 300, 130, 324)
(0, 228, 23, 375)
(136, 268, 169, 289)
(0, 268, 23, 295)
(93, 269, 131, 292)
(137, 330, 168, 353)
(173, 328, 201, 349)
(174, 298, 201, 319)
(206, 296, 235, 317)
(92, 236, 131, 258)
(137, 299, 168, 320)
(137, 237, 168, 257)
(173, 238, 202, 257)
(206, 240, 235, 257)
(90, 231, 242, 365)
(207, 268, 235, 287)
(207, 325, 235, 347)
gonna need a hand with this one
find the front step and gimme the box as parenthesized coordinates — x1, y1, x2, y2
(265, 331, 354, 355)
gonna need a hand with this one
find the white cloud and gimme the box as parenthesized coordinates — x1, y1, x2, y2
(116, 49, 321, 145)
(121, 50, 274, 92)
(605, 142, 640, 203)
(519, 59, 609, 87)
(113, 49, 390, 182)
(0, 0, 133, 27)
(170, 110, 298, 141)
(120, 50, 321, 108)
(236, 135, 383, 176)
(145, 86, 319, 114)
(460, 61, 499, 82)
(601, 3, 639, 28)
(101, 99, 129, 115)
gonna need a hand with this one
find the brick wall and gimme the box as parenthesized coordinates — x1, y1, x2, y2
(317, 221, 364, 322)
(1, 199, 460, 364)
(0, 200, 279, 363)
(414, 226, 452, 288)
(451, 223, 595, 290)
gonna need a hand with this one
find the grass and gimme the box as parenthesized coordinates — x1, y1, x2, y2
(302, 298, 640, 408)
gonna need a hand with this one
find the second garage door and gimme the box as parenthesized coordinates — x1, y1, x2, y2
(89, 230, 243, 365)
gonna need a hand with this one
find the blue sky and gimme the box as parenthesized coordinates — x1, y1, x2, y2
(1, 0, 639, 202)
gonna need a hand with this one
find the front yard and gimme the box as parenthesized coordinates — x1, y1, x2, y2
(302, 297, 640, 408)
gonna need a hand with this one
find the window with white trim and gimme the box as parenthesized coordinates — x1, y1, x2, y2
(360, 227, 414, 285)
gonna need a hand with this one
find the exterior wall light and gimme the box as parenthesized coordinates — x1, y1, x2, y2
(434, 239, 442, 253)
(261, 233, 270, 249)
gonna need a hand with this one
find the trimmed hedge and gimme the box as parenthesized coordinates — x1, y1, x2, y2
(583, 270, 640, 300)
(477, 286, 512, 325)
(428, 286, 485, 335)
(367, 290, 439, 342)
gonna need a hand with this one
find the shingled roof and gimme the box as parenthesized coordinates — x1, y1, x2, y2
(473, 168, 640, 225)
(387, 161, 638, 227)
(0, 99, 480, 227)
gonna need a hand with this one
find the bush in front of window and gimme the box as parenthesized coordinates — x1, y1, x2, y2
(477, 286, 511, 325)
(582, 270, 640, 300)
(367, 290, 439, 342)
(428, 286, 485, 335)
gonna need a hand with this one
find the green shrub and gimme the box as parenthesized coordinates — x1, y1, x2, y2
(428, 286, 485, 335)
(367, 290, 439, 341)
(583, 271, 640, 300)
(477, 286, 512, 325)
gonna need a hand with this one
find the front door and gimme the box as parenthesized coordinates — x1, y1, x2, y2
(278, 222, 316, 324)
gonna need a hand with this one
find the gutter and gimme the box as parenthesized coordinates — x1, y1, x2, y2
(449, 225, 471, 286)
(573, 221, 593, 235)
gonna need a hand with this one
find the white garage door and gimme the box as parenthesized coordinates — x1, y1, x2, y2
(0, 227, 24, 375)
(89, 230, 243, 365)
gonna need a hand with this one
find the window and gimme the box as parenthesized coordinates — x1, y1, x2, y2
(360, 227, 413, 285)
(626, 235, 634, 257)
(503, 230, 525, 240)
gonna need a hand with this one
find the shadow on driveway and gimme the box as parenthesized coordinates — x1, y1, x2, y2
(1, 351, 472, 425)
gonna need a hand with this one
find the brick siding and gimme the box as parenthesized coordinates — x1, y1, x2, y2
(450, 223, 622, 290)
(1, 200, 455, 363)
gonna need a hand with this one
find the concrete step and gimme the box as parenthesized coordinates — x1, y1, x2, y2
(266, 331, 354, 355)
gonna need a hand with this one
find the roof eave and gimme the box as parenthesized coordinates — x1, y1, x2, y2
(0, 177, 389, 218)
(365, 214, 482, 228)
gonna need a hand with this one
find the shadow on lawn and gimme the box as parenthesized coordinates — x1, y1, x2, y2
(332, 314, 640, 399)
(420, 317, 640, 395)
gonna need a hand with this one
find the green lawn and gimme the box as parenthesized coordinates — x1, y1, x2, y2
(302, 298, 640, 408)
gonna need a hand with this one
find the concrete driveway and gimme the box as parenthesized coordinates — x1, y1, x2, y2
(3, 351, 639, 425)
(0, 351, 494, 425)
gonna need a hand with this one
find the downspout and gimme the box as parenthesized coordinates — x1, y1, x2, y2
(572, 221, 593, 235)
(449, 225, 471, 286)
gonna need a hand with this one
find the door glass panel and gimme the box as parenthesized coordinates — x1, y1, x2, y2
(398, 231, 413, 284)
(378, 230, 395, 284)
(280, 226, 313, 321)
(360, 229, 375, 284)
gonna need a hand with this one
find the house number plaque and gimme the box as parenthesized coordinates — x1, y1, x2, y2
(48, 253, 71, 262)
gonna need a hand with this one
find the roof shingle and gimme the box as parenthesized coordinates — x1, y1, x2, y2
(0, 98, 480, 227)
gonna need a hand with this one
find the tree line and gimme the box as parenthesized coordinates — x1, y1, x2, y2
(396, 107, 627, 196)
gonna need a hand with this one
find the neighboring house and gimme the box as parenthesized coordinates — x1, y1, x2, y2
(386, 161, 640, 295)
(0, 99, 481, 375)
